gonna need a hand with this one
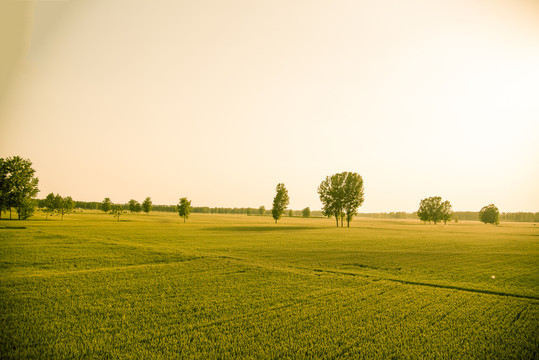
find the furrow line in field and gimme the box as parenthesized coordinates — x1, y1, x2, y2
(311, 268, 539, 301)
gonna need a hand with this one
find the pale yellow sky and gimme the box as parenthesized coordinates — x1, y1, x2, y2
(1, 0, 538, 212)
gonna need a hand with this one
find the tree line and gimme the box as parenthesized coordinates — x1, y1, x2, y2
(2, 157, 537, 224)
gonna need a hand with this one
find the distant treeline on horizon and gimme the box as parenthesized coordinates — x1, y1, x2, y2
(34, 199, 539, 223)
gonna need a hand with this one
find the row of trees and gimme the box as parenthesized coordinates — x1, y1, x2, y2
(417, 197, 501, 225)
(43, 193, 75, 220)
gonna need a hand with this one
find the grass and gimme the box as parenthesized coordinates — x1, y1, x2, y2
(1, 212, 538, 358)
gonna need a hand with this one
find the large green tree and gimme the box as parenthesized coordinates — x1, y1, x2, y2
(302, 207, 311, 218)
(318, 172, 364, 227)
(0, 156, 39, 220)
(177, 197, 192, 223)
(479, 204, 499, 225)
(128, 199, 141, 213)
(142, 197, 152, 214)
(417, 196, 453, 224)
(271, 183, 290, 223)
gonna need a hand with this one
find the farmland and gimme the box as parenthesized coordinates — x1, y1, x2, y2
(1, 213, 538, 359)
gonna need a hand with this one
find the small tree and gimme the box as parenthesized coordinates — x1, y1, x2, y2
(142, 197, 152, 215)
(18, 197, 36, 220)
(302, 207, 311, 218)
(258, 206, 265, 216)
(271, 183, 290, 224)
(177, 197, 192, 223)
(102, 197, 112, 213)
(417, 196, 452, 224)
(112, 204, 125, 222)
(55, 195, 74, 220)
(43, 192, 56, 220)
(288, 209, 294, 217)
(479, 204, 499, 225)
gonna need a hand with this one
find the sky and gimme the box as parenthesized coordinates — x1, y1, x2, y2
(1, 0, 538, 212)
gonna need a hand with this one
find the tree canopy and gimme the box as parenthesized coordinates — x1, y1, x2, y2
(142, 197, 152, 214)
(102, 198, 112, 213)
(177, 197, 192, 223)
(0, 156, 39, 220)
(318, 172, 364, 227)
(302, 207, 311, 218)
(479, 204, 499, 225)
(417, 196, 453, 224)
(271, 183, 290, 223)
(128, 199, 142, 213)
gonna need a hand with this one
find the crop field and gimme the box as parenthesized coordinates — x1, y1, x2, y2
(1, 212, 538, 359)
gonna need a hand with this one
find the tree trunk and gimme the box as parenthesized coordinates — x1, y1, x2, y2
(335, 215, 339, 227)
(10, 208, 12, 220)
(61, 212, 64, 221)
(183, 217, 186, 223)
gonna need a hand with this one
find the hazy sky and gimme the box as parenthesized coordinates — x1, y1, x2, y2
(1, 0, 538, 212)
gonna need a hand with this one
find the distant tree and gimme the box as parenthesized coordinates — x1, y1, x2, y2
(246, 207, 252, 216)
(0, 156, 39, 220)
(288, 209, 294, 217)
(112, 203, 125, 222)
(55, 194, 74, 220)
(18, 197, 36, 220)
(302, 207, 311, 218)
(128, 199, 141, 213)
(142, 197, 152, 214)
(318, 172, 364, 227)
(258, 205, 265, 216)
(417, 196, 453, 224)
(271, 183, 290, 224)
(102, 197, 112, 213)
(43, 192, 56, 220)
(177, 197, 192, 223)
(479, 204, 499, 225)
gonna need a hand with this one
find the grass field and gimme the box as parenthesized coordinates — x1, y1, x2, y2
(1, 212, 538, 359)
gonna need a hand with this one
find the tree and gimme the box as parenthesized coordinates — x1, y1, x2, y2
(112, 203, 125, 222)
(128, 199, 141, 213)
(288, 209, 294, 217)
(0, 156, 39, 220)
(271, 183, 290, 223)
(318, 172, 364, 227)
(43, 192, 56, 220)
(177, 197, 191, 223)
(18, 197, 36, 220)
(302, 207, 311, 218)
(417, 196, 453, 224)
(102, 197, 112, 213)
(258, 205, 265, 216)
(479, 204, 499, 225)
(142, 197, 152, 214)
(55, 194, 74, 220)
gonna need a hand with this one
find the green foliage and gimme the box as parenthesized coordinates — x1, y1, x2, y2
(479, 204, 500, 225)
(417, 196, 453, 224)
(302, 207, 311, 218)
(17, 197, 36, 220)
(0, 214, 537, 359)
(258, 206, 265, 216)
(128, 199, 142, 213)
(43, 193, 56, 220)
(271, 183, 290, 223)
(142, 197, 152, 214)
(177, 197, 192, 222)
(54, 194, 75, 220)
(0, 156, 39, 220)
(102, 198, 112, 213)
(111, 203, 125, 222)
(318, 172, 364, 227)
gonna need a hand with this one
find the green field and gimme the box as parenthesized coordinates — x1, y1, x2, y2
(1, 212, 538, 359)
